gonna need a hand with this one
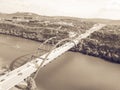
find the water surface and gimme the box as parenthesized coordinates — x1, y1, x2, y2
(0, 34, 120, 90)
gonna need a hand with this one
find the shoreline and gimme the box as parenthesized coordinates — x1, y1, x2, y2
(0, 21, 119, 64)
(0, 31, 119, 64)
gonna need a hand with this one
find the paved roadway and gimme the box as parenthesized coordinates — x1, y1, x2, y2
(0, 24, 105, 90)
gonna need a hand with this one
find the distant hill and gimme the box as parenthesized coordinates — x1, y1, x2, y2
(82, 18, 120, 25)
(0, 12, 120, 25)
(0, 12, 43, 20)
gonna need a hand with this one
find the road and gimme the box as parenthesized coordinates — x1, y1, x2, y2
(0, 24, 105, 90)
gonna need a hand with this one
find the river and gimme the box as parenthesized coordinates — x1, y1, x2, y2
(0, 34, 120, 90)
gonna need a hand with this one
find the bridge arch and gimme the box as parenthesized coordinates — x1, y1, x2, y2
(43, 38, 77, 61)
(33, 38, 77, 79)
(31, 36, 58, 59)
(38, 36, 57, 47)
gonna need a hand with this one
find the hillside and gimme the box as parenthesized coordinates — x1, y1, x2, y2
(0, 12, 120, 63)
(1, 12, 120, 24)
(74, 25, 120, 63)
(0, 12, 95, 42)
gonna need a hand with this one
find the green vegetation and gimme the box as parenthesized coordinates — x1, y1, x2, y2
(0, 22, 69, 42)
(73, 25, 120, 63)
(1, 12, 120, 63)
(0, 16, 95, 42)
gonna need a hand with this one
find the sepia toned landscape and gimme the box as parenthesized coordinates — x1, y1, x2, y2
(0, 12, 120, 63)
(0, 11, 120, 90)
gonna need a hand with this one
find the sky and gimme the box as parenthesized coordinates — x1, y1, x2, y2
(0, 0, 120, 20)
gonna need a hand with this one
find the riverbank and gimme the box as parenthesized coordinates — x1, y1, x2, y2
(0, 19, 120, 63)
(71, 25, 120, 63)
(1, 34, 120, 90)
(0, 19, 94, 42)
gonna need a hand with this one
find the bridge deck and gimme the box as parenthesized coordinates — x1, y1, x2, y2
(0, 24, 105, 90)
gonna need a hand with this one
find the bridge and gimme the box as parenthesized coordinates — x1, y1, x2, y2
(0, 24, 105, 90)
